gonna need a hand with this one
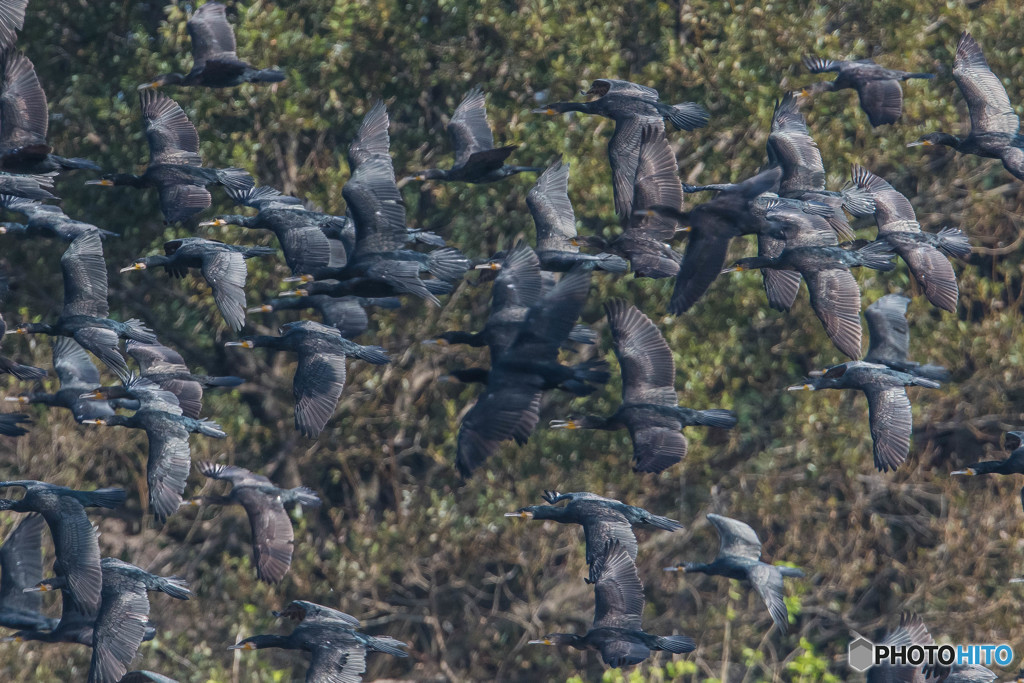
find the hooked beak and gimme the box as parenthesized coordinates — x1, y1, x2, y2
(136, 78, 166, 91)
(787, 383, 816, 391)
(950, 468, 977, 476)
(907, 140, 931, 147)
(225, 340, 255, 349)
(663, 565, 687, 573)
(3, 396, 27, 404)
(120, 263, 146, 273)
(23, 583, 49, 592)
(84, 179, 115, 186)
(532, 107, 557, 115)
(247, 304, 274, 313)
(721, 265, 743, 274)
(528, 638, 554, 645)
(549, 419, 577, 430)
(503, 510, 534, 519)
(228, 642, 256, 651)
(1009, 578, 1024, 583)
(0, 635, 22, 642)
(282, 274, 314, 284)
(198, 218, 228, 227)
(179, 498, 203, 508)
(474, 262, 501, 271)
(81, 418, 107, 425)
(279, 289, 307, 297)
(422, 338, 446, 346)
(79, 390, 104, 400)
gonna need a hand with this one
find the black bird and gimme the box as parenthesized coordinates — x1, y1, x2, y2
(0, 274, 45, 381)
(249, 294, 400, 340)
(0, 514, 57, 631)
(0, 480, 125, 613)
(952, 430, 1024, 512)
(454, 266, 608, 476)
(664, 513, 804, 633)
(0, 194, 116, 240)
(529, 540, 695, 668)
(5, 337, 131, 422)
(767, 92, 875, 236)
(862, 613, 934, 683)
(82, 376, 226, 521)
(0, 412, 28, 435)
(7, 576, 99, 646)
(910, 32, 1024, 181)
(641, 165, 783, 313)
(506, 490, 681, 580)
(11, 231, 156, 377)
(551, 300, 736, 473)
(406, 86, 542, 183)
(122, 338, 244, 419)
(86, 90, 254, 223)
(726, 236, 895, 359)
(120, 237, 276, 331)
(800, 55, 934, 126)
(0, 0, 27, 50)
(226, 320, 390, 437)
(852, 165, 968, 312)
(576, 124, 685, 278)
(139, 2, 285, 89)
(279, 275, 454, 302)
(185, 461, 320, 584)
(0, 169, 55, 199)
(789, 361, 940, 471)
(230, 603, 408, 682)
(0, 51, 100, 173)
(863, 294, 950, 382)
(535, 78, 708, 217)
(525, 158, 626, 273)
(40, 558, 190, 683)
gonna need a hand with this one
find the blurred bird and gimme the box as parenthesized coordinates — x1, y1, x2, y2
(953, 430, 1024, 512)
(863, 294, 950, 382)
(800, 55, 934, 126)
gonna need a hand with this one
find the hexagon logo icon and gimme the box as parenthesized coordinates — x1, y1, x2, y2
(848, 637, 875, 672)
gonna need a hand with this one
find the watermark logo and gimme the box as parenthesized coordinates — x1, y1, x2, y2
(847, 638, 1014, 672)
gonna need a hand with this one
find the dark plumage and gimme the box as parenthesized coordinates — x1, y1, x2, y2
(0, 274, 45, 381)
(5, 337, 128, 422)
(0, 0, 27, 50)
(139, 2, 285, 89)
(665, 513, 804, 633)
(0, 169, 55, 200)
(506, 490, 681, 581)
(406, 86, 542, 183)
(84, 558, 190, 683)
(0, 480, 126, 614)
(454, 265, 608, 476)
(853, 165, 967, 312)
(12, 231, 156, 377)
(186, 461, 320, 583)
(0, 514, 57, 631)
(119, 673, 180, 683)
(550, 300, 735, 473)
(86, 90, 254, 223)
(249, 294, 399, 340)
(230, 602, 408, 682)
(0, 412, 29, 435)
(910, 32, 1024, 181)
(535, 78, 708, 217)
(863, 613, 934, 683)
(864, 294, 950, 382)
(952, 430, 1024, 513)
(226, 320, 390, 437)
(577, 124, 685, 278)
(0, 194, 116, 240)
(0, 50, 100, 173)
(529, 540, 695, 668)
(801, 55, 934, 126)
(789, 361, 940, 471)
(82, 376, 226, 521)
(727, 236, 895, 359)
(120, 237, 276, 331)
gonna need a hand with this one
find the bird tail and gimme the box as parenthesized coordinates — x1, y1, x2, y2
(658, 102, 710, 131)
(6, 362, 46, 381)
(567, 323, 597, 345)
(242, 246, 277, 258)
(910, 377, 942, 389)
(933, 226, 971, 260)
(654, 634, 697, 654)
(642, 512, 684, 532)
(914, 364, 951, 383)
(840, 183, 877, 217)
(52, 156, 102, 172)
(853, 240, 895, 271)
(426, 247, 471, 282)
(198, 375, 246, 388)
(692, 408, 738, 429)
(251, 68, 286, 83)
(78, 487, 127, 509)
(777, 566, 806, 578)
(122, 318, 157, 343)
(561, 359, 611, 396)
(353, 345, 391, 365)
(288, 486, 321, 508)
(364, 634, 409, 657)
(215, 167, 256, 193)
(594, 252, 629, 273)
(157, 575, 192, 600)
(195, 418, 227, 438)
(904, 72, 935, 80)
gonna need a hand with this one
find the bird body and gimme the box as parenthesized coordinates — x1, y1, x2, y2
(802, 56, 933, 126)
(864, 294, 950, 381)
(952, 431, 1024, 512)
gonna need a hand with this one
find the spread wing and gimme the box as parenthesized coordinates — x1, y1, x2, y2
(0, 513, 45, 614)
(749, 564, 789, 633)
(708, 513, 762, 562)
(124, 339, 187, 375)
(581, 510, 638, 569)
(953, 32, 1019, 136)
(197, 461, 270, 487)
(899, 242, 958, 313)
(61, 231, 109, 318)
(865, 385, 913, 472)
(608, 115, 652, 218)
(605, 298, 675, 405)
(187, 2, 239, 67)
(592, 541, 644, 631)
(235, 487, 294, 583)
(50, 496, 103, 614)
(448, 86, 495, 168)
(767, 92, 825, 193)
(52, 336, 101, 391)
(139, 89, 201, 167)
(0, 50, 48, 149)
(805, 268, 863, 360)
(90, 578, 150, 683)
(293, 348, 347, 438)
(864, 294, 911, 363)
(528, 159, 577, 251)
(855, 79, 904, 127)
(629, 425, 687, 473)
(201, 249, 248, 331)
(589, 78, 659, 100)
(145, 420, 192, 522)
(0, 0, 27, 50)
(455, 384, 542, 477)
(308, 641, 367, 683)
(628, 123, 683, 240)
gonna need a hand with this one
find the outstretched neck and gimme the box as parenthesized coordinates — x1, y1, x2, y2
(538, 101, 593, 115)
(234, 634, 293, 651)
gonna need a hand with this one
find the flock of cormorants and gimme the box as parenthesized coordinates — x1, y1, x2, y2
(0, 0, 1020, 681)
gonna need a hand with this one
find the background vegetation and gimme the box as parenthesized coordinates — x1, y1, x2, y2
(1, 0, 1023, 680)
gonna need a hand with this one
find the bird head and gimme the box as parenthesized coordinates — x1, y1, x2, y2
(3, 396, 28, 404)
(199, 218, 230, 227)
(503, 508, 535, 520)
(247, 304, 274, 314)
(225, 339, 256, 349)
(120, 261, 147, 273)
(548, 419, 578, 430)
